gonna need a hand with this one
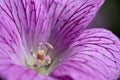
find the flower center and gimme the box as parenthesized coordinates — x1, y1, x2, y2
(26, 43, 54, 75)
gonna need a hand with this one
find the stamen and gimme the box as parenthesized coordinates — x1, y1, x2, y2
(44, 55, 51, 64)
(28, 42, 53, 69)
(45, 43, 54, 49)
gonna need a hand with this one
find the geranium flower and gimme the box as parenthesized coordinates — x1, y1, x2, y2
(0, 0, 120, 80)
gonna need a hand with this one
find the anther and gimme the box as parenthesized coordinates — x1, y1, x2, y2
(44, 56, 51, 64)
(30, 49, 36, 58)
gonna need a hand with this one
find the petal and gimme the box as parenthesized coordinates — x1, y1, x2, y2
(0, 64, 55, 80)
(0, 0, 48, 50)
(0, 10, 35, 79)
(42, 0, 104, 53)
(0, 15, 25, 65)
(50, 28, 120, 80)
(0, 1, 56, 80)
(0, 12, 56, 80)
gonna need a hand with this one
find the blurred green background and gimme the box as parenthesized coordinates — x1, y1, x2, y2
(89, 0, 120, 38)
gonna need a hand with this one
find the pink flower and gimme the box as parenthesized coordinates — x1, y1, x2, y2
(0, 0, 120, 80)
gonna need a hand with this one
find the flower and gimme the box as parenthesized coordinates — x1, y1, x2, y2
(0, 0, 120, 80)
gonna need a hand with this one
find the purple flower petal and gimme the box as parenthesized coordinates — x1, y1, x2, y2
(0, 0, 48, 50)
(42, 0, 104, 53)
(0, 10, 56, 80)
(0, 15, 24, 65)
(50, 28, 120, 80)
(0, 64, 55, 80)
